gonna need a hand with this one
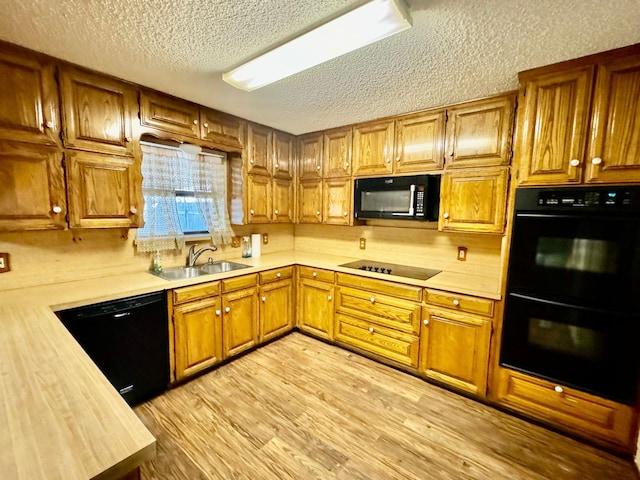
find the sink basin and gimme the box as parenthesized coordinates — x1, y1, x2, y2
(152, 261, 251, 281)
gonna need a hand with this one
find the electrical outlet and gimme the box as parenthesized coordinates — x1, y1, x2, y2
(0, 252, 9, 273)
(359, 238, 366, 250)
(231, 236, 241, 248)
(457, 246, 467, 261)
(263, 233, 269, 245)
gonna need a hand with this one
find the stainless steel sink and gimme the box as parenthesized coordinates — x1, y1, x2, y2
(152, 261, 251, 281)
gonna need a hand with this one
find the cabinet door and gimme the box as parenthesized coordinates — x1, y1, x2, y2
(0, 49, 59, 145)
(419, 307, 491, 396)
(65, 150, 141, 228)
(353, 120, 394, 176)
(298, 132, 323, 180)
(273, 178, 294, 223)
(0, 142, 66, 231)
(445, 94, 515, 168)
(298, 278, 334, 340)
(439, 167, 509, 234)
(394, 111, 445, 173)
(298, 180, 323, 224)
(247, 123, 271, 175)
(173, 297, 222, 380)
(585, 55, 640, 183)
(259, 279, 293, 342)
(59, 67, 136, 156)
(323, 126, 352, 177)
(139, 91, 199, 138)
(200, 108, 242, 149)
(323, 177, 352, 226)
(222, 287, 258, 358)
(517, 67, 595, 185)
(273, 131, 294, 179)
(247, 174, 272, 223)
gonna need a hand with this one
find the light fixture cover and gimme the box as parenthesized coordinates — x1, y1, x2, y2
(223, 0, 412, 91)
(179, 143, 203, 155)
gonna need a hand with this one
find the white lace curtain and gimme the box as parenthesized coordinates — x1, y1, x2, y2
(136, 144, 234, 253)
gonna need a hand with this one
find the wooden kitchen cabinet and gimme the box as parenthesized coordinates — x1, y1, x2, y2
(259, 278, 294, 342)
(445, 94, 515, 168)
(0, 141, 66, 231)
(199, 108, 243, 149)
(246, 174, 272, 223)
(139, 90, 199, 139)
(297, 277, 335, 340)
(273, 130, 294, 179)
(353, 119, 394, 176)
(273, 178, 294, 223)
(323, 126, 352, 178)
(59, 66, 137, 156)
(0, 47, 60, 146)
(298, 132, 323, 180)
(323, 177, 352, 225)
(222, 286, 259, 358)
(173, 296, 223, 381)
(517, 45, 640, 185)
(298, 180, 323, 224)
(419, 306, 492, 396)
(246, 123, 272, 175)
(65, 150, 141, 228)
(394, 110, 446, 173)
(438, 166, 509, 234)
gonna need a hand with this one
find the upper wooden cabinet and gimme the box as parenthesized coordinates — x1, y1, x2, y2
(0, 49, 59, 146)
(272, 131, 294, 179)
(139, 90, 199, 139)
(517, 46, 640, 185)
(323, 178, 351, 226)
(59, 67, 136, 156)
(246, 123, 272, 175)
(298, 132, 323, 180)
(439, 166, 509, 234)
(298, 180, 323, 224)
(199, 109, 243, 149)
(445, 94, 515, 168)
(65, 150, 141, 228)
(353, 120, 395, 176)
(0, 141, 66, 231)
(273, 178, 294, 223)
(323, 126, 352, 178)
(394, 111, 446, 173)
(246, 174, 272, 223)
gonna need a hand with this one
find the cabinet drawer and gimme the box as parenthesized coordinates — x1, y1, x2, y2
(298, 265, 335, 283)
(336, 286, 421, 334)
(172, 281, 220, 305)
(335, 314, 419, 368)
(497, 369, 635, 448)
(222, 273, 258, 292)
(259, 266, 293, 284)
(337, 273, 422, 302)
(424, 289, 494, 317)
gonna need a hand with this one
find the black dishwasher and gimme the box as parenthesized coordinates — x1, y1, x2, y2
(59, 291, 169, 406)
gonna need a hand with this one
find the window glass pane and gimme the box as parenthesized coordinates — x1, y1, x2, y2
(176, 194, 208, 234)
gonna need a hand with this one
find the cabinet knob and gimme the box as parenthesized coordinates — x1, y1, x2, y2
(52, 205, 62, 214)
(316, 165, 321, 170)
(225, 306, 231, 313)
(423, 319, 429, 325)
(312, 272, 318, 277)
(443, 212, 450, 219)
(370, 297, 375, 304)
(250, 159, 254, 164)
(44, 120, 54, 129)
(327, 295, 332, 301)
(345, 162, 350, 168)
(343, 211, 348, 217)
(274, 209, 279, 215)
(453, 299, 460, 306)
(276, 272, 281, 278)
(275, 163, 279, 169)
(591, 157, 602, 165)
(250, 209, 255, 215)
(125, 136, 131, 142)
(396, 156, 401, 162)
(554, 385, 564, 394)
(261, 296, 266, 302)
(203, 122, 209, 128)
(129, 207, 138, 214)
(193, 119, 199, 125)
(368, 327, 375, 333)
(569, 159, 580, 167)
(215, 309, 221, 316)
(385, 158, 391, 163)
(316, 210, 321, 216)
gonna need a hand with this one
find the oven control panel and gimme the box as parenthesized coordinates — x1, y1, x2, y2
(538, 190, 633, 207)
(515, 186, 640, 212)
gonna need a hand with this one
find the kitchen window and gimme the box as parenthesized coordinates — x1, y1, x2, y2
(136, 142, 233, 252)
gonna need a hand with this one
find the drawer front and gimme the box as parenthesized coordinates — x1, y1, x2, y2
(497, 369, 635, 447)
(298, 265, 335, 283)
(337, 273, 422, 301)
(221, 273, 258, 292)
(424, 289, 494, 317)
(259, 266, 293, 284)
(335, 314, 419, 368)
(172, 281, 220, 305)
(336, 286, 421, 334)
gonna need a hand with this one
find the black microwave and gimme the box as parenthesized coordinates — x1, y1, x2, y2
(354, 174, 441, 221)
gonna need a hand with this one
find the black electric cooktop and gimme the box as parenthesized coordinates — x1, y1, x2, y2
(339, 260, 441, 281)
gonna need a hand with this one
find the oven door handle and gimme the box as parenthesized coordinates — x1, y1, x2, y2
(509, 292, 627, 316)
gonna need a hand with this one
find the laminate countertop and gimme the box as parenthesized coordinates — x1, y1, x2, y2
(0, 251, 500, 479)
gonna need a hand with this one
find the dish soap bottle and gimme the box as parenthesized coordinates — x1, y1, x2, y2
(152, 251, 163, 273)
(241, 236, 252, 258)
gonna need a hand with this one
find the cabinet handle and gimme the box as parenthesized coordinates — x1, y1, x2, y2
(250, 209, 255, 215)
(52, 205, 62, 214)
(225, 306, 231, 313)
(193, 119, 199, 125)
(327, 295, 332, 301)
(275, 163, 279, 169)
(591, 157, 602, 165)
(44, 120, 54, 129)
(203, 122, 209, 128)
(370, 297, 375, 304)
(276, 272, 281, 278)
(443, 212, 449, 219)
(316, 210, 321, 216)
(554, 385, 564, 394)
(129, 207, 138, 215)
(343, 211, 348, 217)
(274, 210, 279, 215)
(453, 299, 460, 306)
(368, 327, 375, 333)
(312, 272, 318, 277)
(215, 309, 221, 316)
(569, 159, 580, 167)
(423, 319, 429, 325)
(261, 296, 266, 302)
(316, 165, 321, 170)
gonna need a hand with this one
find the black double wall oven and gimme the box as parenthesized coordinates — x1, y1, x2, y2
(500, 186, 640, 405)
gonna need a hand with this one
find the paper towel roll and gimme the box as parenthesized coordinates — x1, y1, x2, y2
(251, 233, 261, 257)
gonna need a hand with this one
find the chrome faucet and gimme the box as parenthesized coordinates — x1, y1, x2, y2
(187, 244, 218, 266)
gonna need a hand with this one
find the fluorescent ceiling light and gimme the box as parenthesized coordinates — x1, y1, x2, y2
(178, 143, 203, 155)
(222, 0, 412, 91)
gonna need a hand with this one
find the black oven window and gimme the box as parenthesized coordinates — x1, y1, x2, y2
(527, 317, 604, 361)
(535, 237, 619, 274)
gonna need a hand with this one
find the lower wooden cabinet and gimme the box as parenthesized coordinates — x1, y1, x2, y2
(222, 286, 259, 358)
(419, 307, 491, 395)
(494, 367, 637, 451)
(173, 296, 223, 381)
(297, 278, 335, 340)
(259, 278, 293, 342)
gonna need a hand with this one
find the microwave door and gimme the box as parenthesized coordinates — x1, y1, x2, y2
(392, 184, 415, 216)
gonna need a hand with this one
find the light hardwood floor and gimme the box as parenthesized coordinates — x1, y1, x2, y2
(134, 333, 638, 480)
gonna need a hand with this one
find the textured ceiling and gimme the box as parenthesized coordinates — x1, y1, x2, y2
(1, 0, 639, 135)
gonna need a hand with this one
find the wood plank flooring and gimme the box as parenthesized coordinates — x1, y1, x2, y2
(134, 333, 638, 480)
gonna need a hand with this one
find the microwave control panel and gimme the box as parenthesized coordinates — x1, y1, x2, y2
(415, 187, 425, 216)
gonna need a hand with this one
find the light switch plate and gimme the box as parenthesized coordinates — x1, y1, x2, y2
(0, 252, 9, 273)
